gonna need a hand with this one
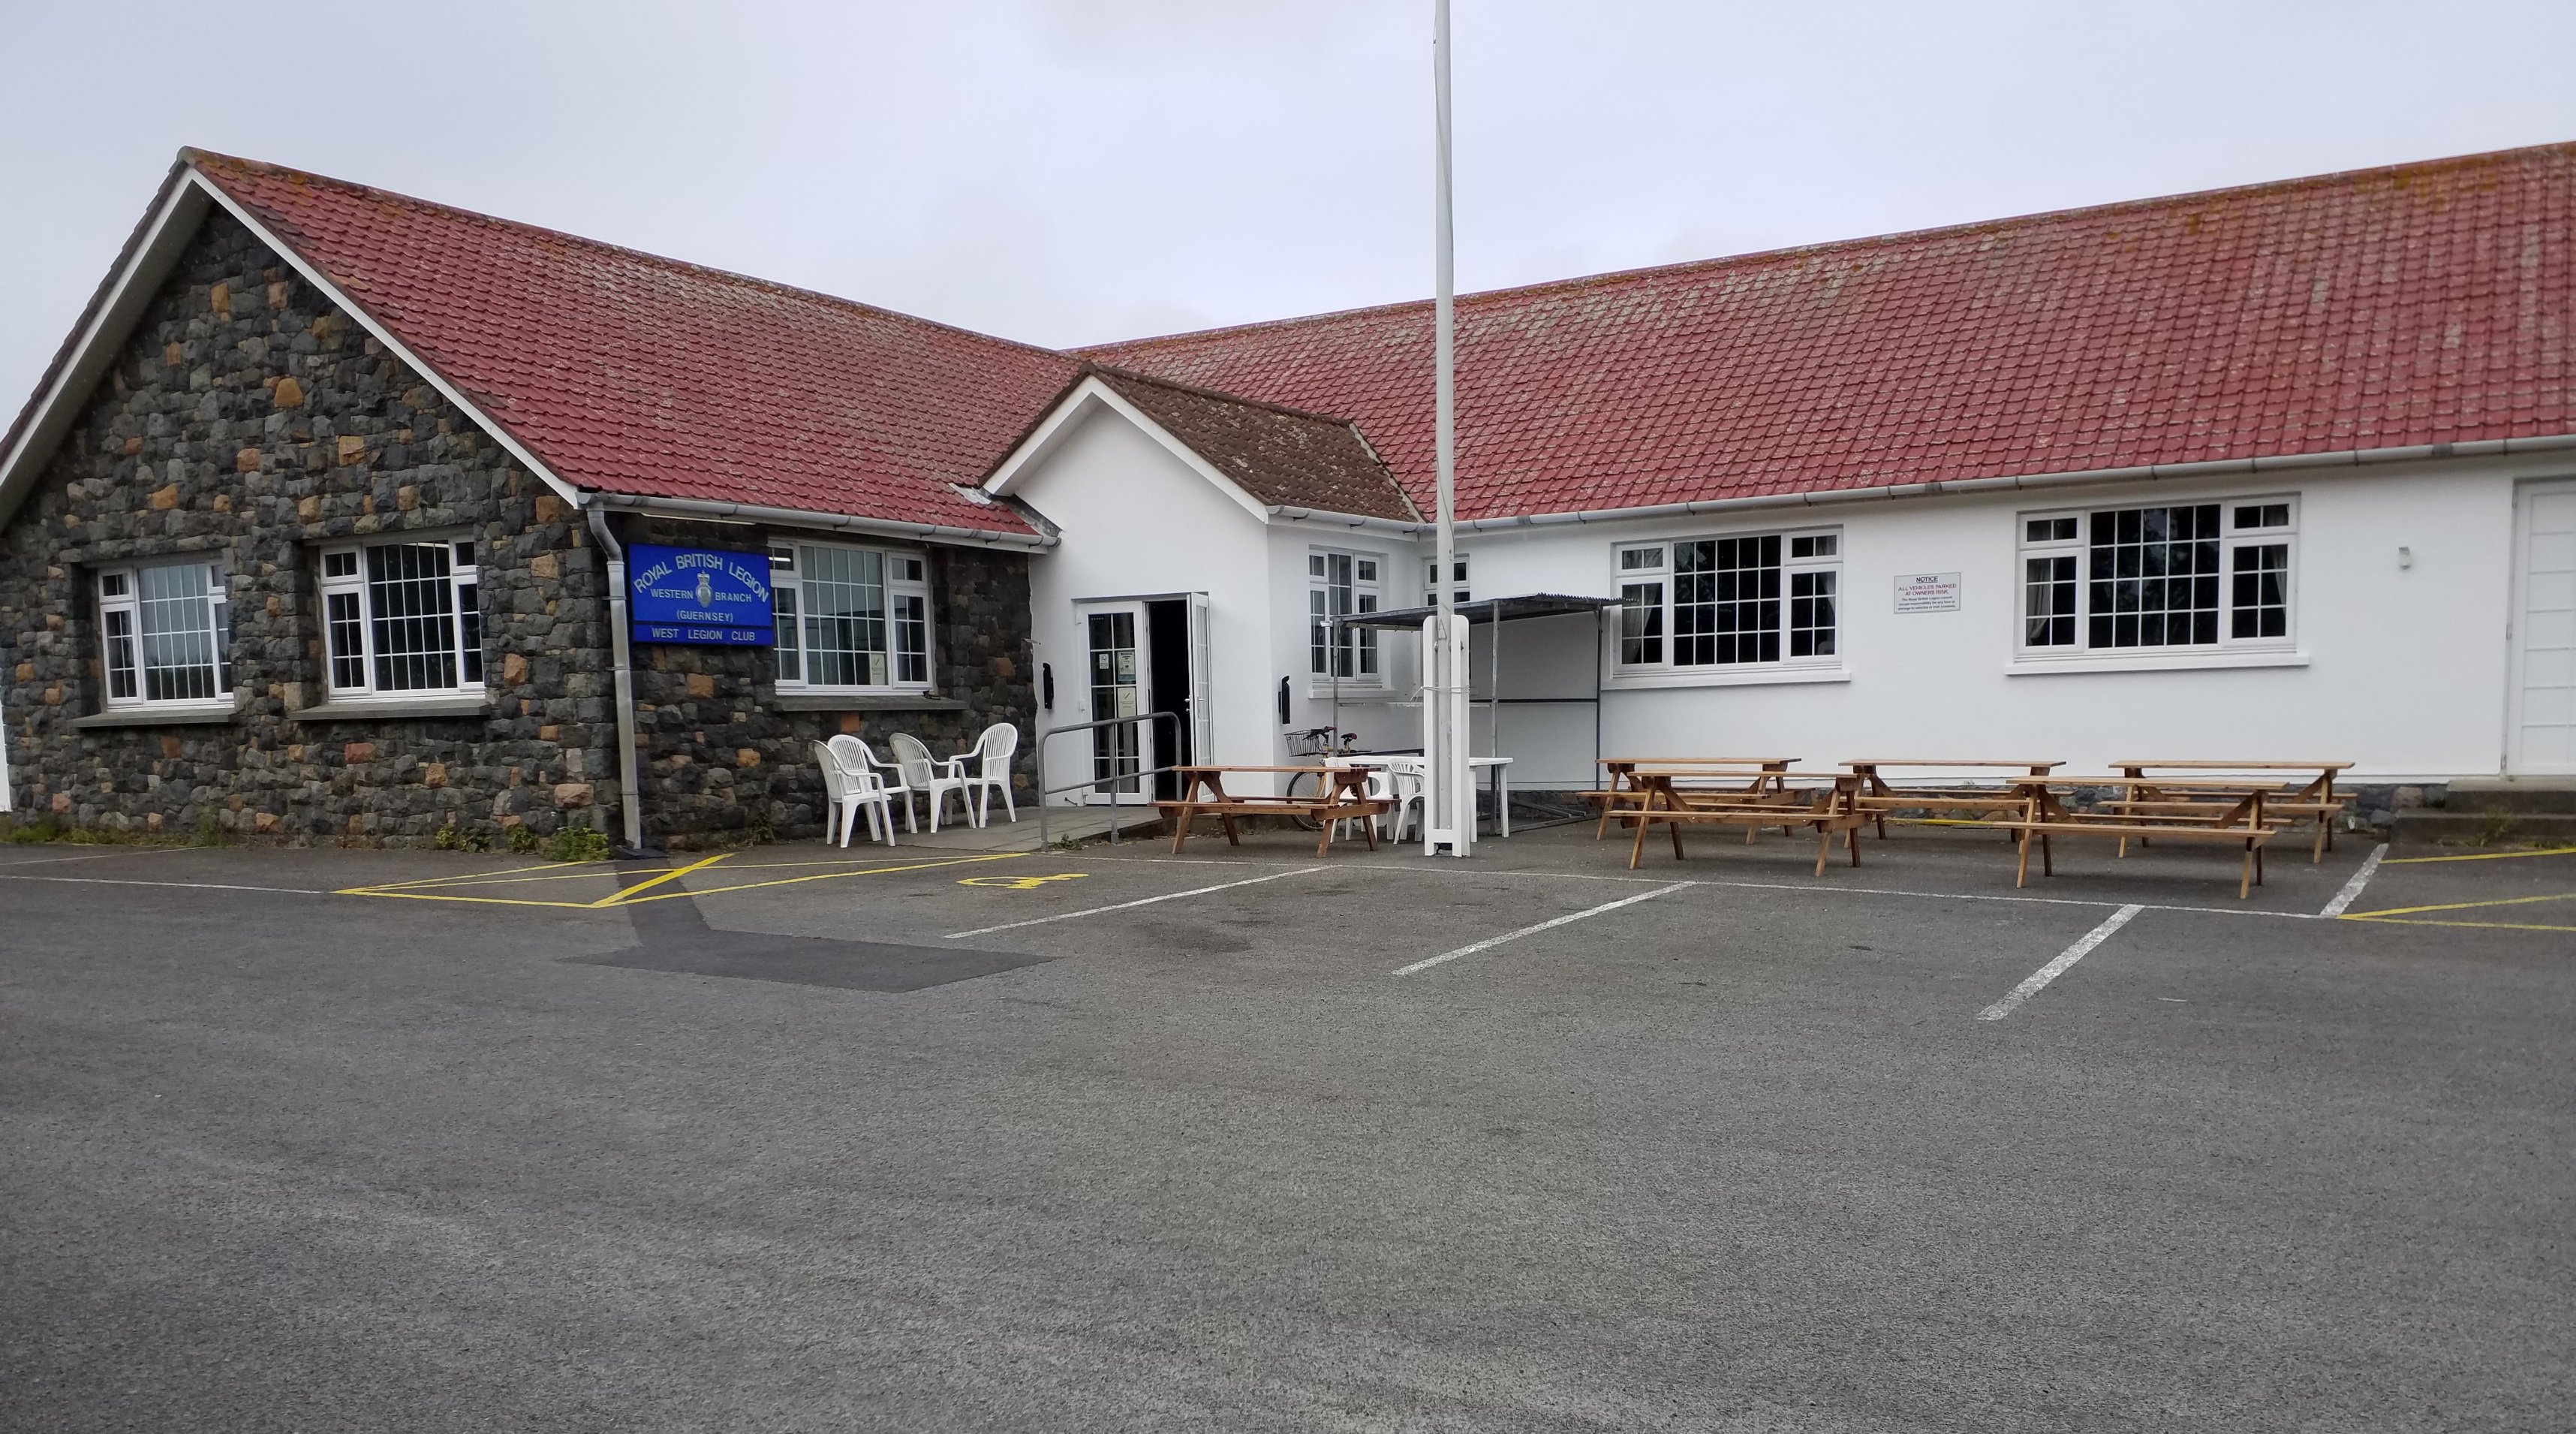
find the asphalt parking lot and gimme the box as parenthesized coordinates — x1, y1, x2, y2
(3, 819, 2571, 1432)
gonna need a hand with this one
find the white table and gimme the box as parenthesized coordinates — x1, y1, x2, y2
(1333, 755, 1515, 837)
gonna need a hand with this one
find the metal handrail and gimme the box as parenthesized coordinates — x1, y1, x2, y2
(1035, 710, 1184, 847)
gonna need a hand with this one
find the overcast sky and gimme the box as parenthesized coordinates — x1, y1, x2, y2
(3, 0, 2571, 413)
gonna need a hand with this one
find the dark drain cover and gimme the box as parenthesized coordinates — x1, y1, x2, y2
(570, 934, 1049, 993)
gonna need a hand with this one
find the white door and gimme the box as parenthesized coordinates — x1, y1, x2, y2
(2509, 480, 2576, 773)
(1187, 592, 1214, 770)
(1079, 601, 1151, 800)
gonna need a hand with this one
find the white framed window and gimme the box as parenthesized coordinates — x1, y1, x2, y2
(1424, 554, 1470, 607)
(1614, 529, 1840, 672)
(317, 538, 483, 697)
(95, 559, 232, 709)
(2018, 497, 2295, 655)
(1309, 549, 1383, 682)
(772, 541, 932, 691)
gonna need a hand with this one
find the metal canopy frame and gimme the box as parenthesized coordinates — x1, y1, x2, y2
(1328, 592, 1621, 782)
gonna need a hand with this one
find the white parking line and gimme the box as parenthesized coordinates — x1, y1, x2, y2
(0, 847, 188, 868)
(1978, 904, 2143, 1021)
(2318, 843, 2389, 917)
(1393, 882, 1692, 975)
(0, 875, 327, 895)
(942, 865, 1329, 938)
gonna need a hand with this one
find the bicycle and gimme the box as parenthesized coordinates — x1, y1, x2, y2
(1285, 727, 1362, 830)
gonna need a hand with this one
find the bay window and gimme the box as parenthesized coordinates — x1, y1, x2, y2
(1615, 529, 1840, 673)
(2019, 498, 2295, 655)
(772, 541, 932, 691)
(96, 559, 232, 709)
(317, 538, 483, 697)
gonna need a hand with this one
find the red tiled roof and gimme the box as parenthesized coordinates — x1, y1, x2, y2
(188, 150, 1079, 537)
(1094, 369, 1419, 521)
(1084, 143, 2574, 520)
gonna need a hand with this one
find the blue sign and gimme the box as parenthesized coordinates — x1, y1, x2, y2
(628, 544, 775, 646)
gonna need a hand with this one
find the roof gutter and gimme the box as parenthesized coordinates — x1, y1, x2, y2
(591, 492, 1056, 550)
(1443, 433, 2576, 534)
(1265, 505, 1425, 535)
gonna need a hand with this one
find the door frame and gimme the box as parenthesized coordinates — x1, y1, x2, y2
(2506, 476, 2576, 775)
(1075, 598, 1151, 803)
(1068, 591, 1211, 803)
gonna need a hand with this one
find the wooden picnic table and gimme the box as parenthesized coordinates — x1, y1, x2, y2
(1840, 759, 2066, 839)
(1157, 765, 1389, 857)
(2004, 776, 2275, 898)
(1623, 770, 1873, 873)
(2107, 760, 2353, 861)
(1588, 757, 1798, 839)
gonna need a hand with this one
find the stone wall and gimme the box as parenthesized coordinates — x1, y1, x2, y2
(615, 516, 1035, 849)
(0, 211, 613, 845)
(0, 210, 1037, 848)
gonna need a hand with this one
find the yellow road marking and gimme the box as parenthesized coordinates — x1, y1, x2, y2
(605, 853, 1025, 903)
(2340, 891, 2576, 920)
(348, 860, 573, 891)
(346, 866, 631, 893)
(958, 872, 1088, 890)
(333, 891, 615, 909)
(588, 853, 731, 907)
(2340, 915, 2576, 932)
(338, 851, 1022, 908)
(2384, 846, 2576, 864)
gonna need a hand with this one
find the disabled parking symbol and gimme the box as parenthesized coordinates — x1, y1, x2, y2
(957, 873, 1088, 891)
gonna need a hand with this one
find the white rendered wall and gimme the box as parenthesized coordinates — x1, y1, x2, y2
(1269, 523, 1426, 764)
(1010, 409, 1279, 802)
(1456, 455, 2548, 784)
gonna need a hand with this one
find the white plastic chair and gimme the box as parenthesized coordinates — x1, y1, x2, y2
(832, 734, 916, 834)
(952, 723, 1020, 826)
(812, 741, 895, 848)
(890, 732, 973, 833)
(1377, 758, 1426, 842)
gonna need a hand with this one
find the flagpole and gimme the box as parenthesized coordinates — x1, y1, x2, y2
(1428, 0, 1467, 856)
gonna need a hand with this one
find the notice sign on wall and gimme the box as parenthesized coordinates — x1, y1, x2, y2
(1894, 573, 1962, 613)
(628, 544, 775, 646)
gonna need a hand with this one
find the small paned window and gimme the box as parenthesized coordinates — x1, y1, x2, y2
(772, 541, 933, 691)
(95, 560, 231, 708)
(1617, 545, 1667, 666)
(1614, 530, 1840, 673)
(2016, 498, 2296, 655)
(317, 538, 483, 697)
(1310, 547, 1382, 681)
(1424, 555, 1469, 606)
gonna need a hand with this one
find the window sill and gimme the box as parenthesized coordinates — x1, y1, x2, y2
(773, 691, 968, 712)
(1605, 666, 1850, 691)
(2006, 650, 2309, 676)
(71, 703, 242, 729)
(1309, 685, 1396, 702)
(290, 695, 495, 722)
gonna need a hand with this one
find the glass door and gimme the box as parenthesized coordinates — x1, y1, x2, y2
(1086, 606, 1146, 796)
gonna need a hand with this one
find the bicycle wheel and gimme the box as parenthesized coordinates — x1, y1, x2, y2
(1284, 767, 1326, 830)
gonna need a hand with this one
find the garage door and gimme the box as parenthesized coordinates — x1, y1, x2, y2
(2511, 479, 2576, 773)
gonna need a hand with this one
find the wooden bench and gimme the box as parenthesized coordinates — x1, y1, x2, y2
(1155, 765, 1389, 857)
(1624, 772, 1875, 874)
(2108, 761, 2353, 862)
(2003, 781, 2277, 899)
(1584, 757, 1798, 839)
(1842, 758, 2065, 838)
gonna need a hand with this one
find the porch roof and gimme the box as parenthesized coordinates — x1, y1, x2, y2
(1335, 593, 1622, 629)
